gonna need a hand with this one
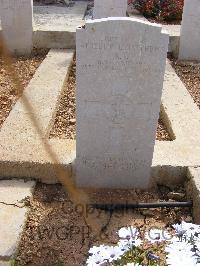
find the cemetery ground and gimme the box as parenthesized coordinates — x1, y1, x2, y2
(0, 48, 199, 265)
(17, 182, 191, 266)
(0, 1, 200, 266)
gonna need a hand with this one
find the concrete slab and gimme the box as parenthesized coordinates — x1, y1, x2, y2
(0, 204, 27, 260)
(0, 179, 35, 207)
(186, 167, 200, 223)
(162, 60, 200, 145)
(0, 261, 10, 266)
(33, 3, 86, 31)
(0, 180, 35, 260)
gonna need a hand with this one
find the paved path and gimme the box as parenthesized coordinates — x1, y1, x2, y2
(0, 180, 35, 264)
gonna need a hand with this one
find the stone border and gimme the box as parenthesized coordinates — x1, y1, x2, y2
(0, 179, 35, 263)
(186, 167, 200, 223)
(0, 49, 199, 188)
(0, 49, 75, 184)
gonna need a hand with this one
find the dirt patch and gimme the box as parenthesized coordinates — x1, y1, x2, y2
(16, 183, 191, 266)
(49, 59, 172, 141)
(0, 49, 48, 128)
(171, 60, 200, 109)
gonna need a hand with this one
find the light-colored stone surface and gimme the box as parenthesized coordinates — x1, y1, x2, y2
(0, 261, 10, 266)
(33, 30, 76, 49)
(0, 179, 35, 207)
(33, 3, 87, 31)
(179, 0, 200, 60)
(0, 180, 35, 260)
(0, 204, 27, 260)
(93, 0, 127, 19)
(0, 0, 33, 55)
(162, 24, 181, 37)
(76, 18, 169, 188)
(162, 60, 200, 145)
(186, 167, 200, 223)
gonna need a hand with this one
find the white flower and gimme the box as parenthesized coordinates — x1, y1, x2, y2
(173, 221, 200, 240)
(166, 255, 197, 266)
(103, 246, 124, 262)
(88, 245, 105, 256)
(145, 228, 171, 243)
(118, 226, 138, 239)
(87, 244, 124, 265)
(118, 238, 142, 252)
(165, 240, 197, 266)
(86, 252, 104, 265)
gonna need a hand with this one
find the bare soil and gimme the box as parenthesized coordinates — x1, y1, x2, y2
(16, 183, 191, 266)
(0, 49, 48, 127)
(50, 59, 172, 141)
(171, 60, 200, 109)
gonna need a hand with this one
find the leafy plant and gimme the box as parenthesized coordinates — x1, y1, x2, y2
(10, 259, 19, 266)
(131, 0, 184, 22)
(55, 259, 63, 266)
(112, 246, 162, 266)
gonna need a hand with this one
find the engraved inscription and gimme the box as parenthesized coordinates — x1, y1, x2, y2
(79, 155, 146, 171)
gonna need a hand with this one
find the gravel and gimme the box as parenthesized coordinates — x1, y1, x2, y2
(50, 58, 76, 139)
(16, 183, 191, 266)
(171, 60, 200, 109)
(0, 49, 48, 127)
(50, 59, 171, 141)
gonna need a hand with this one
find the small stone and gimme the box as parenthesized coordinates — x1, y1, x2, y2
(69, 118, 76, 124)
(185, 216, 193, 222)
(141, 209, 154, 217)
(167, 192, 185, 201)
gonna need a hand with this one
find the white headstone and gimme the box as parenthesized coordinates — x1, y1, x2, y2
(179, 0, 200, 60)
(76, 18, 168, 189)
(93, 0, 127, 19)
(0, 0, 33, 55)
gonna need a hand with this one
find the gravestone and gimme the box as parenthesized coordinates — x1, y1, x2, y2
(179, 0, 200, 60)
(76, 18, 168, 189)
(0, 0, 33, 55)
(93, 0, 127, 19)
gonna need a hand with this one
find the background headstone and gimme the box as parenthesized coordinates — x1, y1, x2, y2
(76, 18, 168, 189)
(93, 0, 127, 19)
(179, 0, 200, 60)
(0, 0, 33, 55)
